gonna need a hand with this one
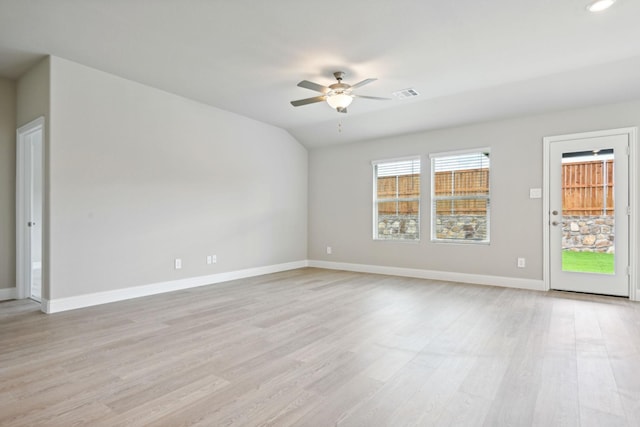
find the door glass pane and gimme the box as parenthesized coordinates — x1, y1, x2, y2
(561, 148, 614, 274)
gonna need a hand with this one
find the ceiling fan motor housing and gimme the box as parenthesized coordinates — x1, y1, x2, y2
(328, 82, 350, 94)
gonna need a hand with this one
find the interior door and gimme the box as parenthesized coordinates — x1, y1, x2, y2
(17, 118, 44, 302)
(549, 134, 629, 296)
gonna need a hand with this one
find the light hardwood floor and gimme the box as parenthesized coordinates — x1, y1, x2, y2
(1, 268, 640, 426)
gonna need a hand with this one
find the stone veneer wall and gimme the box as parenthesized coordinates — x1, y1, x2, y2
(435, 214, 487, 241)
(377, 214, 488, 241)
(562, 215, 614, 253)
(377, 215, 419, 240)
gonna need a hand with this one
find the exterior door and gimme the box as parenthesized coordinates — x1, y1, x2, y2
(548, 132, 629, 296)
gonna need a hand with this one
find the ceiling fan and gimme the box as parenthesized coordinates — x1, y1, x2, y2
(290, 71, 390, 113)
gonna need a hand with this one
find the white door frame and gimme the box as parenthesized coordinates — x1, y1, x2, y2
(16, 116, 45, 303)
(543, 127, 638, 301)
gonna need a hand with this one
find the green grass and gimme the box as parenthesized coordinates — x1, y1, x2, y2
(562, 250, 614, 274)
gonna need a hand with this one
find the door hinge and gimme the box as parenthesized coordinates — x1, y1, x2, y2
(627, 206, 632, 216)
(626, 145, 631, 156)
(627, 266, 632, 276)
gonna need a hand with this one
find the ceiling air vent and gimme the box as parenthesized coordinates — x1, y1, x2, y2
(392, 88, 420, 99)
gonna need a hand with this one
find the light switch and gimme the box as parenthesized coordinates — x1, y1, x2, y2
(529, 188, 542, 199)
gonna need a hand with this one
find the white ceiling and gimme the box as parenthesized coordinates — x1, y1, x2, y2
(1, 0, 640, 148)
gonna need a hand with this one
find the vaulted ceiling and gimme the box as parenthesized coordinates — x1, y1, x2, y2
(2, 0, 640, 147)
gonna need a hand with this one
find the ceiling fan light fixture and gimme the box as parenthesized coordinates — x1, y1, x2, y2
(326, 93, 353, 110)
(586, 0, 616, 12)
(291, 71, 384, 113)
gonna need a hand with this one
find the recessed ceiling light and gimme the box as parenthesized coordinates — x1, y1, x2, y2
(587, 0, 616, 12)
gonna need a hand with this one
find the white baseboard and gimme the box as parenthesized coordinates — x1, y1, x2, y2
(308, 260, 545, 292)
(0, 287, 17, 301)
(40, 259, 547, 314)
(44, 260, 309, 314)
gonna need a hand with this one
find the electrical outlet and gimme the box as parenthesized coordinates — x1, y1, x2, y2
(206, 255, 212, 265)
(212, 255, 217, 264)
(326, 246, 332, 255)
(517, 257, 526, 268)
(175, 258, 182, 269)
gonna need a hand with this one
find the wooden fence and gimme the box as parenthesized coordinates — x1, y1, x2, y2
(377, 159, 614, 216)
(377, 174, 420, 215)
(377, 170, 489, 215)
(562, 159, 614, 216)
(433, 168, 489, 215)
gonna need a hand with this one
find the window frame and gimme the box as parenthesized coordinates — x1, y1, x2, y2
(429, 148, 491, 244)
(372, 156, 422, 242)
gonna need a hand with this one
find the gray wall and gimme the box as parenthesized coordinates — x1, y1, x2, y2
(308, 100, 640, 288)
(11, 54, 640, 302)
(17, 57, 50, 127)
(47, 57, 308, 299)
(0, 77, 16, 290)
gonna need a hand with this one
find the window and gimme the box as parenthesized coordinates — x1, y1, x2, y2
(431, 149, 490, 243)
(373, 157, 421, 240)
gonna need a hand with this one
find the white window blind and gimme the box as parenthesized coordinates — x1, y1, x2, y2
(432, 152, 490, 172)
(375, 158, 421, 177)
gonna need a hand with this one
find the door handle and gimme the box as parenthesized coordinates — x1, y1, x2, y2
(28, 222, 36, 227)
(551, 221, 560, 226)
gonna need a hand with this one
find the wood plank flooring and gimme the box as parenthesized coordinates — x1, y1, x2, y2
(1, 267, 640, 426)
